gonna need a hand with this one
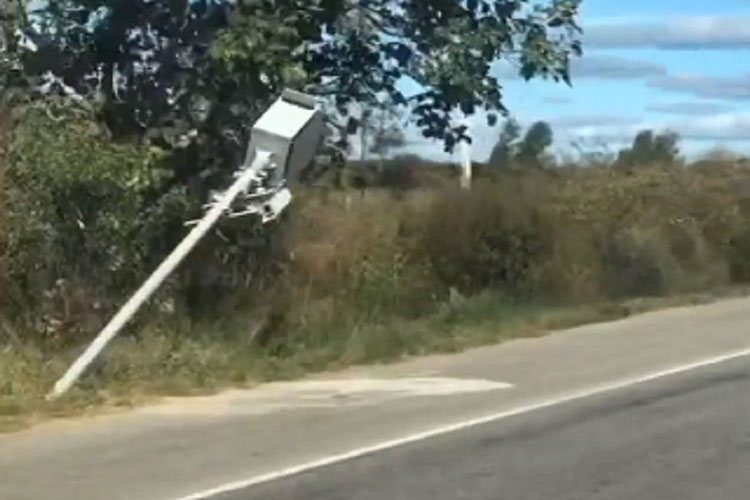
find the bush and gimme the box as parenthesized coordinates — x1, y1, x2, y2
(260, 190, 441, 355)
(1, 100, 181, 338)
(1, 99, 298, 341)
(8, 143, 750, 425)
(598, 228, 669, 298)
(728, 227, 750, 283)
(417, 179, 551, 296)
(6, 119, 750, 360)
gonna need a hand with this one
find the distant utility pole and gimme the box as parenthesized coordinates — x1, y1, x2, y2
(459, 140, 472, 190)
(458, 117, 472, 189)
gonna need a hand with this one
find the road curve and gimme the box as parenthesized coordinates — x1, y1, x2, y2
(233, 356, 750, 500)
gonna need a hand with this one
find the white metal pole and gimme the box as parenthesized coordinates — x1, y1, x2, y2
(48, 151, 273, 400)
(459, 117, 472, 190)
(459, 139, 472, 190)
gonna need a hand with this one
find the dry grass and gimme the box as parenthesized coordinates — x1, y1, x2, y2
(5, 161, 750, 432)
(2, 288, 732, 433)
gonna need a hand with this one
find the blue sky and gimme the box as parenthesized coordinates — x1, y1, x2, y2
(404, 0, 750, 163)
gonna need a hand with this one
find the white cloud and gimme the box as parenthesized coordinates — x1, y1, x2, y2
(572, 56, 666, 79)
(551, 115, 642, 129)
(400, 109, 750, 163)
(560, 112, 750, 143)
(646, 102, 732, 116)
(678, 112, 750, 141)
(648, 74, 750, 101)
(584, 16, 750, 49)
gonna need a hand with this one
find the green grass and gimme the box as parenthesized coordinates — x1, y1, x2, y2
(0, 288, 733, 433)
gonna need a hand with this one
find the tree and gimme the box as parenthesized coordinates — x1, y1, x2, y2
(368, 98, 407, 159)
(488, 119, 554, 169)
(516, 120, 553, 167)
(652, 130, 680, 163)
(488, 118, 521, 168)
(0, 0, 28, 101)
(354, 103, 406, 161)
(370, 125, 407, 158)
(15, 0, 582, 179)
(617, 129, 680, 167)
(632, 130, 654, 159)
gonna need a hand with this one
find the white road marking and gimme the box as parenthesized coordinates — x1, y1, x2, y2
(172, 347, 750, 500)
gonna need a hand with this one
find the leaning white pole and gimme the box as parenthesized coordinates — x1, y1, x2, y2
(48, 151, 273, 400)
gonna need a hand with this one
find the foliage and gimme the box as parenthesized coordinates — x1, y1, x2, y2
(366, 105, 407, 159)
(370, 125, 407, 157)
(250, 159, 750, 355)
(6, 156, 750, 428)
(516, 120, 554, 167)
(4, 287, 690, 432)
(0, 0, 584, 337)
(15, 0, 582, 166)
(417, 181, 550, 295)
(488, 118, 521, 168)
(617, 129, 681, 167)
(488, 119, 553, 168)
(1, 99, 181, 333)
(697, 146, 744, 163)
(11, 0, 750, 432)
(0, 1, 28, 101)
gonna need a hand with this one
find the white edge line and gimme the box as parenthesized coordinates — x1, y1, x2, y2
(172, 347, 750, 500)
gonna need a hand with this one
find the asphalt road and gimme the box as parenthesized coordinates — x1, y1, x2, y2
(3, 297, 750, 500)
(226, 357, 750, 500)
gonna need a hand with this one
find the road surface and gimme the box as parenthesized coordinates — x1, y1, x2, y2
(2, 297, 750, 500)
(236, 356, 750, 500)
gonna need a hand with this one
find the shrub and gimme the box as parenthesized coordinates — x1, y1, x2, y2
(728, 227, 750, 283)
(1, 100, 179, 338)
(417, 179, 552, 296)
(597, 227, 669, 298)
(6, 118, 750, 361)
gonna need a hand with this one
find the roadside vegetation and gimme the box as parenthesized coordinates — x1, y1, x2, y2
(4, 108, 750, 430)
(3, 0, 750, 431)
